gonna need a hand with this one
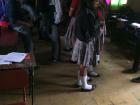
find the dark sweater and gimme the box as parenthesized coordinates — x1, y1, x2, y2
(75, 8, 100, 43)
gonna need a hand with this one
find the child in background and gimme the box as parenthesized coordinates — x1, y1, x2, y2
(64, 0, 79, 51)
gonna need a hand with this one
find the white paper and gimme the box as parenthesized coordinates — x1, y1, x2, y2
(131, 22, 140, 28)
(118, 18, 128, 22)
(0, 60, 11, 65)
(4, 52, 27, 63)
(112, 15, 117, 18)
(0, 55, 11, 65)
(0, 55, 6, 60)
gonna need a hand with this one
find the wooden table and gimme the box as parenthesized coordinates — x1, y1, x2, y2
(0, 53, 36, 105)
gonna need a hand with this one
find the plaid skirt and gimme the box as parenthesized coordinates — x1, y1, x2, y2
(64, 17, 76, 50)
(71, 38, 96, 67)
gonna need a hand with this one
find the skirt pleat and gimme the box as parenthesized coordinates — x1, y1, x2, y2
(71, 39, 95, 67)
(64, 17, 76, 49)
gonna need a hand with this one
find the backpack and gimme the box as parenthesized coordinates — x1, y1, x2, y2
(0, 0, 9, 27)
(75, 8, 100, 43)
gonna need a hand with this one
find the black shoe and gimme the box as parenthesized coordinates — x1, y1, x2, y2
(81, 85, 96, 92)
(122, 68, 138, 74)
(88, 71, 100, 77)
(131, 77, 140, 83)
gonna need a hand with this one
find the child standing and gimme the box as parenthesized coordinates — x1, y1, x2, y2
(64, 0, 79, 50)
(71, 0, 100, 91)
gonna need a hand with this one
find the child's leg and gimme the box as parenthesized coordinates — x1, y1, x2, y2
(87, 65, 100, 77)
(79, 65, 95, 91)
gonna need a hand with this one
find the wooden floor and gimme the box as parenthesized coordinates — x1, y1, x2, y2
(1, 37, 140, 105)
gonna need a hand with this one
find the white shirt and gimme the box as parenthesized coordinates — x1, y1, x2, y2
(49, 0, 62, 24)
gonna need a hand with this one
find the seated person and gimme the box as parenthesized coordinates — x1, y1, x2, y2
(123, 43, 140, 75)
(5, 0, 36, 52)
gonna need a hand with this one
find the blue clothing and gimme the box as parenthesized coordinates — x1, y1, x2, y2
(0, 0, 6, 19)
(4, 0, 34, 53)
(5, 0, 21, 27)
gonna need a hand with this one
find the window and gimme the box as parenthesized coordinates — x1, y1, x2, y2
(119, 0, 127, 6)
(111, 0, 127, 9)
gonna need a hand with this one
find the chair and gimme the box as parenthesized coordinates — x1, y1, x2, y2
(0, 69, 29, 105)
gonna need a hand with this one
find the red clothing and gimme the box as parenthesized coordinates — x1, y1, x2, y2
(70, 0, 79, 16)
(97, 9, 104, 21)
(71, 0, 79, 9)
(0, 21, 9, 27)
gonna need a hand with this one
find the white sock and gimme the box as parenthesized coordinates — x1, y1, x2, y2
(81, 76, 92, 90)
(77, 75, 91, 86)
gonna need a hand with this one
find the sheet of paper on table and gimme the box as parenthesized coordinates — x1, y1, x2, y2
(4, 52, 27, 63)
(0, 55, 11, 65)
(118, 18, 128, 22)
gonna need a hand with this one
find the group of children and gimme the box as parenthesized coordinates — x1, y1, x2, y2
(0, 0, 107, 91)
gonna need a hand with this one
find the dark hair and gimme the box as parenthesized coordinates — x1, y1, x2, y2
(75, 0, 100, 42)
(76, 0, 96, 15)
